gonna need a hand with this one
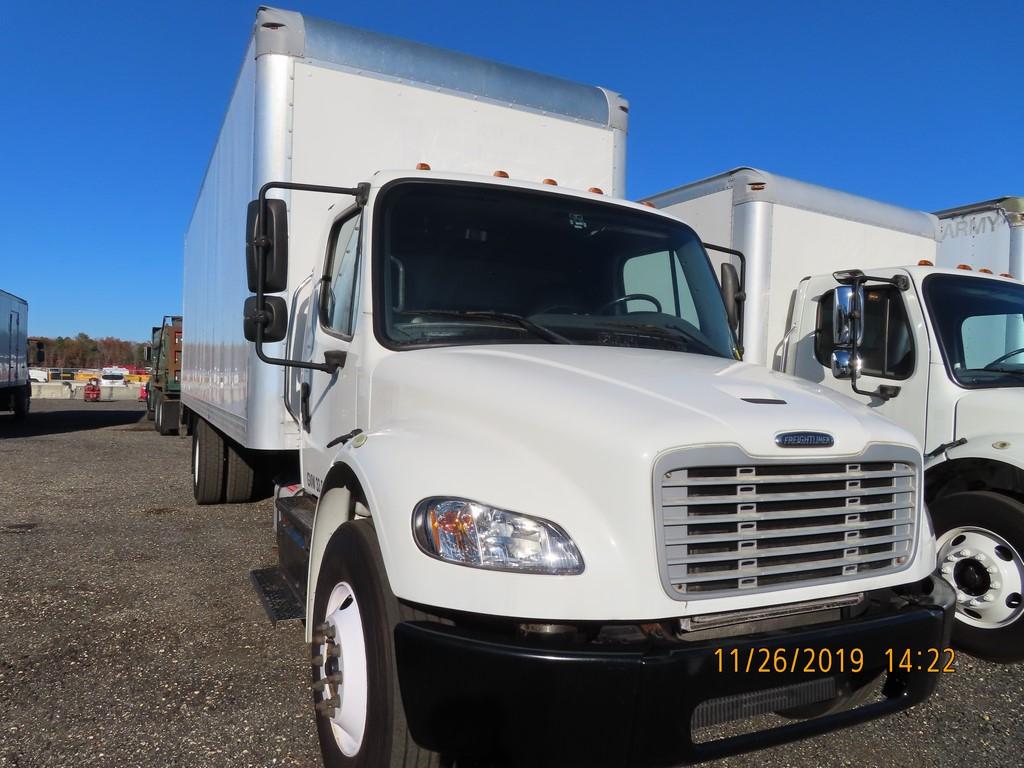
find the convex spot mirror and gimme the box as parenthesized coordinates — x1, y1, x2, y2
(243, 295, 287, 343)
(830, 349, 861, 380)
(246, 198, 289, 293)
(832, 284, 864, 347)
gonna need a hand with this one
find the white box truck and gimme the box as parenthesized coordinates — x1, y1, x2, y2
(935, 196, 1024, 277)
(185, 12, 953, 766)
(649, 168, 1024, 663)
(1, 290, 41, 420)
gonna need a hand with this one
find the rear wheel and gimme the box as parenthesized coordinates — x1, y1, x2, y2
(932, 490, 1024, 662)
(312, 519, 441, 768)
(155, 395, 179, 436)
(225, 442, 258, 503)
(12, 385, 29, 420)
(192, 419, 225, 505)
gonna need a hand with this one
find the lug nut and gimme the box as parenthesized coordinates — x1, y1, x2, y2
(315, 696, 340, 715)
(959, 549, 972, 558)
(941, 565, 953, 574)
(315, 622, 337, 638)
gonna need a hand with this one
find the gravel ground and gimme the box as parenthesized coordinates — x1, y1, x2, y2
(1, 400, 1022, 767)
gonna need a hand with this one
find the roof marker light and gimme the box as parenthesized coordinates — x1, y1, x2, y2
(416, 162, 431, 171)
(979, 268, 993, 274)
(956, 264, 972, 270)
(588, 187, 604, 195)
(493, 170, 509, 178)
(640, 201, 656, 208)
(918, 259, 934, 266)
(1001, 273, 1014, 279)
(542, 178, 558, 186)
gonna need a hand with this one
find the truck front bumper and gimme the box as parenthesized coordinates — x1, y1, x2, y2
(395, 577, 955, 767)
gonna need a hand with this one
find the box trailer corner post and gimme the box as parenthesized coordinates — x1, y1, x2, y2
(0, 290, 33, 420)
(186, 12, 954, 766)
(650, 168, 1024, 664)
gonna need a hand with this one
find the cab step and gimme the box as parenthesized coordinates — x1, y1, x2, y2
(250, 566, 304, 624)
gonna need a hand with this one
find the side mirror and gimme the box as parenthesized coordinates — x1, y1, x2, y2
(830, 349, 861, 379)
(246, 198, 289, 293)
(35, 341, 45, 364)
(720, 262, 744, 333)
(243, 295, 288, 343)
(832, 284, 864, 347)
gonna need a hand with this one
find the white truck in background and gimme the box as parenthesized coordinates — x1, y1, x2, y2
(185, 11, 953, 766)
(935, 196, 1023, 277)
(1, 290, 43, 420)
(649, 168, 1024, 662)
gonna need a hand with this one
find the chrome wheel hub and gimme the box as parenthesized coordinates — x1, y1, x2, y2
(937, 526, 1024, 629)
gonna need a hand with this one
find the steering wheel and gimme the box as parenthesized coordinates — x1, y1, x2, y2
(983, 347, 1024, 369)
(596, 293, 663, 315)
(536, 304, 585, 315)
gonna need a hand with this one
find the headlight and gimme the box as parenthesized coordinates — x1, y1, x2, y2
(413, 498, 584, 575)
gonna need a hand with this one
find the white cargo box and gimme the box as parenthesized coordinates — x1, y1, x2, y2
(184, 6, 629, 450)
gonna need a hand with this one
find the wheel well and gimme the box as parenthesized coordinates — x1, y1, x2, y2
(926, 457, 1024, 506)
(322, 461, 367, 509)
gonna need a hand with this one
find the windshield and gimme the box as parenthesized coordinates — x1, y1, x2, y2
(923, 274, 1024, 388)
(375, 181, 736, 359)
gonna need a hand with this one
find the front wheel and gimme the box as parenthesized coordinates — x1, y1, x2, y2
(932, 490, 1024, 662)
(311, 519, 441, 767)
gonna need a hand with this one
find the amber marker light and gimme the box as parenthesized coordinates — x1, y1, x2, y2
(918, 260, 934, 266)
(493, 170, 509, 178)
(979, 268, 993, 274)
(956, 264, 972, 270)
(542, 178, 557, 185)
(415, 162, 431, 170)
(588, 187, 604, 194)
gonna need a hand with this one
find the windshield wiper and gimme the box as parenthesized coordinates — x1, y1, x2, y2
(600, 320, 720, 357)
(399, 310, 574, 344)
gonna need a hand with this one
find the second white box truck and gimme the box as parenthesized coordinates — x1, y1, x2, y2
(1, 290, 42, 420)
(649, 168, 1024, 663)
(184, 11, 954, 766)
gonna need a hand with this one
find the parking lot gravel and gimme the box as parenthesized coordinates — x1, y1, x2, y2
(2, 400, 1023, 767)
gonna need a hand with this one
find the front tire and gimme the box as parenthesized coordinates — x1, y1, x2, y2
(311, 519, 441, 768)
(932, 490, 1024, 662)
(191, 419, 225, 505)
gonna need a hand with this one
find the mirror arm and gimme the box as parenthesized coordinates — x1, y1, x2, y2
(250, 180, 370, 374)
(704, 242, 747, 353)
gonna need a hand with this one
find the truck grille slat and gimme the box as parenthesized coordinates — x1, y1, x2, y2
(664, 499, 907, 526)
(664, 484, 905, 507)
(665, 512, 912, 546)
(655, 455, 918, 599)
(665, 533, 911, 566)
(667, 549, 907, 583)
(664, 467, 913, 487)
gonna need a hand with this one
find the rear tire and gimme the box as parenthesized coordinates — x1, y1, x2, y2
(932, 490, 1024, 663)
(192, 419, 225, 505)
(312, 519, 441, 768)
(225, 441, 258, 503)
(156, 396, 179, 436)
(12, 385, 29, 420)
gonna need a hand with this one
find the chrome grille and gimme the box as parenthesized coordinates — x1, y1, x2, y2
(655, 451, 917, 599)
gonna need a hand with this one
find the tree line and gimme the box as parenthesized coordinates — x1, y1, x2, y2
(31, 333, 147, 370)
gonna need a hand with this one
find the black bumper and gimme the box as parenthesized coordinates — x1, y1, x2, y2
(395, 578, 955, 767)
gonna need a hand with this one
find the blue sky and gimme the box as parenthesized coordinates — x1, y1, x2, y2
(3, 1, 1020, 339)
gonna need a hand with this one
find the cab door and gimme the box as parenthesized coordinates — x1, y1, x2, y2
(298, 209, 364, 495)
(787, 269, 931, 446)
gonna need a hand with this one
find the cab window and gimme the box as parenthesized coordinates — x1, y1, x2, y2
(322, 214, 362, 337)
(815, 286, 915, 379)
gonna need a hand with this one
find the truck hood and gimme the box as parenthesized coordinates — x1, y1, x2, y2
(369, 344, 916, 458)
